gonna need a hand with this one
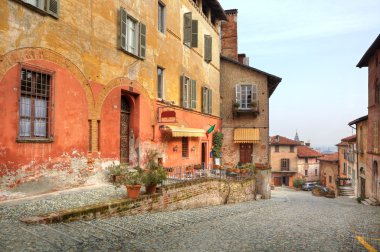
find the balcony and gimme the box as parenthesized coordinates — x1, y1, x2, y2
(281, 167, 290, 171)
(232, 101, 259, 119)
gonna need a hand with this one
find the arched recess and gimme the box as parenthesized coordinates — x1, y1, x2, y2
(94, 77, 155, 123)
(0, 47, 95, 118)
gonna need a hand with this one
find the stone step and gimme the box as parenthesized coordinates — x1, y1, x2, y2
(362, 200, 370, 206)
(367, 198, 380, 206)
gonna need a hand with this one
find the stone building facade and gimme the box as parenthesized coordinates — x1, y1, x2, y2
(337, 135, 357, 196)
(356, 34, 380, 201)
(270, 135, 300, 187)
(0, 0, 227, 198)
(219, 9, 281, 170)
(349, 116, 368, 198)
(296, 145, 322, 182)
(318, 153, 339, 195)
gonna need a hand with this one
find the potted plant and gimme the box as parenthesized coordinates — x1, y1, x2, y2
(293, 178, 305, 191)
(250, 101, 257, 108)
(142, 150, 167, 194)
(124, 167, 143, 199)
(233, 101, 240, 109)
(107, 163, 125, 183)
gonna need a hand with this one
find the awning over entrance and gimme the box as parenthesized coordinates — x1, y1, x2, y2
(234, 128, 260, 143)
(163, 125, 206, 138)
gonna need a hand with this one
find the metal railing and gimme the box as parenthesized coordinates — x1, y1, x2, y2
(162, 163, 254, 185)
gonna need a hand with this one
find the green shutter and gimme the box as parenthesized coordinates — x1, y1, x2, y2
(208, 89, 212, 114)
(202, 87, 207, 113)
(183, 12, 192, 46)
(191, 20, 198, 48)
(204, 35, 212, 62)
(120, 8, 127, 50)
(139, 23, 146, 58)
(46, 0, 59, 18)
(181, 76, 189, 108)
(191, 80, 197, 109)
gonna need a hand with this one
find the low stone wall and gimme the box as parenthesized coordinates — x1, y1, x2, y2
(21, 178, 255, 224)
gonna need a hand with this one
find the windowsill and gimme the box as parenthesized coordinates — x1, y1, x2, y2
(121, 48, 144, 60)
(16, 137, 54, 143)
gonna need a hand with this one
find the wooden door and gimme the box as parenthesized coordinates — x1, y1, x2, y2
(360, 178, 366, 198)
(120, 96, 130, 164)
(239, 144, 253, 164)
(273, 177, 281, 187)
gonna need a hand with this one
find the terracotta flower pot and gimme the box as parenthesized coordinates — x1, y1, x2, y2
(126, 184, 142, 199)
(145, 184, 157, 194)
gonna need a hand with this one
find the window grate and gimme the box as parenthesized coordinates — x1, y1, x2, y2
(19, 67, 52, 139)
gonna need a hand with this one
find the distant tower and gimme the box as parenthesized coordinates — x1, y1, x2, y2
(294, 131, 300, 141)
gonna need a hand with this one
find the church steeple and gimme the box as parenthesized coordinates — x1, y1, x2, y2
(294, 131, 300, 141)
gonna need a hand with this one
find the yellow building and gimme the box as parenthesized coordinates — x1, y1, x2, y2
(0, 0, 226, 196)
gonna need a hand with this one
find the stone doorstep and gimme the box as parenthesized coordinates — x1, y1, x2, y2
(362, 200, 370, 206)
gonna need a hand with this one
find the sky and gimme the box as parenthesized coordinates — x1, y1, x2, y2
(218, 0, 380, 148)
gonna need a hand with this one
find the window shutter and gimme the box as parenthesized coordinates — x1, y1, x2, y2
(208, 89, 212, 114)
(183, 12, 192, 46)
(202, 87, 207, 113)
(191, 79, 197, 109)
(181, 76, 189, 108)
(252, 84, 257, 101)
(120, 8, 127, 51)
(204, 35, 212, 62)
(191, 20, 198, 48)
(139, 23, 146, 58)
(235, 84, 241, 103)
(46, 0, 59, 18)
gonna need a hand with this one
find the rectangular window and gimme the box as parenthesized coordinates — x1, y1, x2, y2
(343, 163, 347, 175)
(158, 1, 166, 33)
(204, 35, 212, 62)
(181, 76, 196, 109)
(275, 145, 279, 152)
(305, 157, 308, 163)
(19, 0, 59, 18)
(235, 84, 257, 109)
(183, 12, 198, 47)
(315, 169, 317, 176)
(157, 67, 164, 99)
(281, 159, 290, 171)
(329, 176, 332, 183)
(182, 137, 189, 157)
(348, 166, 351, 175)
(19, 67, 53, 140)
(290, 146, 294, 153)
(202, 86, 212, 114)
(120, 8, 146, 58)
(305, 170, 308, 176)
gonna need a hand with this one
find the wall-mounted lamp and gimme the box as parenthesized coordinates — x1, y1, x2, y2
(173, 145, 179, 152)
(191, 146, 196, 152)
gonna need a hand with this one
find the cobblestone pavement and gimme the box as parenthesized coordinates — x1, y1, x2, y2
(0, 187, 379, 251)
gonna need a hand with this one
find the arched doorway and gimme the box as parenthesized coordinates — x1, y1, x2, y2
(373, 161, 378, 197)
(120, 96, 131, 164)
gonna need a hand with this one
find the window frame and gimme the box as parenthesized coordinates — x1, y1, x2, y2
(202, 86, 212, 114)
(235, 84, 258, 110)
(281, 158, 290, 170)
(182, 137, 189, 158)
(275, 145, 279, 152)
(120, 8, 146, 59)
(158, 1, 166, 33)
(14, 0, 60, 18)
(305, 169, 308, 176)
(157, 67, 165, 99)
(17, 64, 55, 143)
(290, 146, 294, 153)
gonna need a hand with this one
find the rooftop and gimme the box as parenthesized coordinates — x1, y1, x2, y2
(341, 135, 357, 143)
(297, 146, 322, 158)
(221, 55, 282, 97)
(270, 135, 301, 146)
(318, 153, 339, 162)
(357, 34, 380, 68)
(336, 142, 349, 147)
(348, 115, 368, 126)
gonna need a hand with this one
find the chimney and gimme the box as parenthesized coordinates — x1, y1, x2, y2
(221, 9, 238, 61)
(306, 142, 311, 147)
(238, 53, 249, 66)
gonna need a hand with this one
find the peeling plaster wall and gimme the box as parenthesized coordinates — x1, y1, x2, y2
(0, 0, 222, 197)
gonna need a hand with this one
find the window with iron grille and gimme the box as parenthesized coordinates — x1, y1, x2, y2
(18, 67, 53, 140)
(182, 137, 189, 157)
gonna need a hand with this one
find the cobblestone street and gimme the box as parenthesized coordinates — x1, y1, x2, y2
(0, 187, 379, 251)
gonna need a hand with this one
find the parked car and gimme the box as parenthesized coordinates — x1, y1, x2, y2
(302, 182, 317, 191)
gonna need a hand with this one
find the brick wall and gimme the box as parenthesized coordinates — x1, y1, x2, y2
(221, 10, 238, 61)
